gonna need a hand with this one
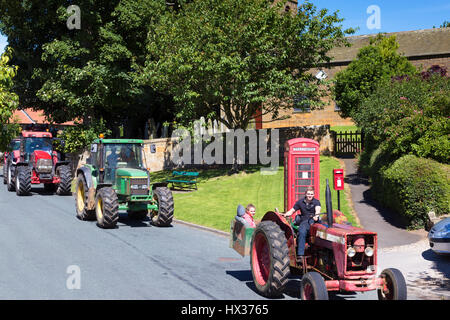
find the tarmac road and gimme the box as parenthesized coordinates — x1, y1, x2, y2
(0, 170, 448, 300)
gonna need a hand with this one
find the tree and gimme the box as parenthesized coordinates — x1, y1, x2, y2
(0, 48, 19, 151)
(144, 0, 354, 129)
(354, 67, 449, 164)
(0, 0, 176, 138)
(333, 34, 417, 118)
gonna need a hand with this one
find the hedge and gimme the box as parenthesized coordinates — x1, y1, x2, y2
(372, 155, 449, 229)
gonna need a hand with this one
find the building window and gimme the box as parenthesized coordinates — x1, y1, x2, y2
(293, 95, 311, 113)
(334, 101, 341, 112)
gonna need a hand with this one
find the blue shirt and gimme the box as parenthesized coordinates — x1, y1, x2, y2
(293, 197, 321, 223)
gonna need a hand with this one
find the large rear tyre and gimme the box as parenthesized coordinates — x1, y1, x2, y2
(56, 165, 72, 195)
(377, 268, 407, 300)
(300, 272, 329, 300)
(75, 174, 95, 221)
(95, 187, 119, 229)
(250, 220, 290, 297)
(150, 187, 174, 227)
(15, 166, 31, 196)
(7, 164, 15, 191)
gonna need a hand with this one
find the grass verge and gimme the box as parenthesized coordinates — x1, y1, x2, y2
(150, 156, 357, 232)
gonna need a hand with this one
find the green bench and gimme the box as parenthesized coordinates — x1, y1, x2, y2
(166, 171, 199, 190)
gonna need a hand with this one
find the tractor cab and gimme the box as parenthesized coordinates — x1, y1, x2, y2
(89, 138, 147, 185)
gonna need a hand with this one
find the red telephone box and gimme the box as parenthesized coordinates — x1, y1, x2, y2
(284, 138, 320, 212)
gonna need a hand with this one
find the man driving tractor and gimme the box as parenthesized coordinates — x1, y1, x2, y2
(283, 186, 321, 263)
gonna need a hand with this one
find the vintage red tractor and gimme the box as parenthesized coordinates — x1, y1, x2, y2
(230, 138, 407, 300)
(4, 130, 72, 196)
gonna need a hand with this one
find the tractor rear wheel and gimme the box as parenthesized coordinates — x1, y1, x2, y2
(377, 268, 407, 300)
(56, 165, 72, 195)
(7, 164, 15, 191)
(15, 166, 31, 196)
(150, 187, 174, 227)
(75, 174, 95, 221)
(300, 272, 329, 300)
(95, 187, 119, 229)
(250, 220, 290, 297)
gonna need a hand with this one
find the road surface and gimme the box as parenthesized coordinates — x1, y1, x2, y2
(0, 177, 448, 300)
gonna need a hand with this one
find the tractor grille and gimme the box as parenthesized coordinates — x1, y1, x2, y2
(346, 234, 376, 273)
(36, 158, 53, 173)
(130, 177, 149, 195)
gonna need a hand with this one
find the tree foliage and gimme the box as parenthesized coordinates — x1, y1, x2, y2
(0, 0, 175, 138)
(145, 0, 353, 129)
(355, 66, 449, 164)
(333, 34, 417, 118)
(0, 48, 19, 151)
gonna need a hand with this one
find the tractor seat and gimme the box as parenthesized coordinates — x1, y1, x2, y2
(235, 204, 247, 225)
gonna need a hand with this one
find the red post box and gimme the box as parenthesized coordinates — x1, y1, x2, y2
(333, 169, 344, 191)
(284, 138, 320, 212)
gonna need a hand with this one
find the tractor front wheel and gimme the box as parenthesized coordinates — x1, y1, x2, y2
(250, 220, 290, 297)
(95, 187, 119, 229)
(150, 187, 174, 227)
(56, 165, 72, 195)
(300, 272, 329, 300)
(15, 166, 31, 196)
(377, 268, 407, 300)
(75, 174, 95, 221)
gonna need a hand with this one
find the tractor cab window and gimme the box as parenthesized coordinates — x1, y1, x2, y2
(104, 144, 143, 169)
(24, 137, 52, 154)
(8, 140, 20, 151)
(104, 143, 144, 183)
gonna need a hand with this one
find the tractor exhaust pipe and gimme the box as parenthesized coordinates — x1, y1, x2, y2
(326, 179, 333, 227)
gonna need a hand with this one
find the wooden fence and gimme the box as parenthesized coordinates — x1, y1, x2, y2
(331, 130, 363, 156)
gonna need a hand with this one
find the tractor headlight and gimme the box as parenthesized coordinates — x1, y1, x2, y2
(347, 247, 356, 257)
(364, 246, 374, 257)
(131, 184, 148, 190)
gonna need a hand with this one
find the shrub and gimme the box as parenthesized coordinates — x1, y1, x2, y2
(375, 155, 450, 229)
(355, 69, 450, 164)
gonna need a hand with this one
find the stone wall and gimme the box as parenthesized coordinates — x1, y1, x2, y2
(66, 125, 333, 174)
(141, 125, 332, 172)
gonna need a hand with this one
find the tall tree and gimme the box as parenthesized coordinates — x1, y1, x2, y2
(144, 0, 353, 129)
(0, 48, 19, 150)
(0, 0, 175, 137)
(333, 34, 417, 119)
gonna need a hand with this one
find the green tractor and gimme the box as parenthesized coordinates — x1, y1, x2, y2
(74, 137, 174, 229)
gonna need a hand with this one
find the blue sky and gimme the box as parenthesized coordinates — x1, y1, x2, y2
(0, 1, 449, 53)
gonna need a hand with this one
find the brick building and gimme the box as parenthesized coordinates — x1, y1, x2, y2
(259, 27, 450, 129)
(11, 108, 75, 132)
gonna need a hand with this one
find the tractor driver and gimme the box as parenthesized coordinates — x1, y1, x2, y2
(119, 146, 135, 164)
(283, 187, 321, 262)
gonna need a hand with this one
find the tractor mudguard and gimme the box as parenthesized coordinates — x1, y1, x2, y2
(261, 211, 297, 265)
(77, 167, 94, 189)
(76, 167, 98, 210)
(230, 219, 255, 257)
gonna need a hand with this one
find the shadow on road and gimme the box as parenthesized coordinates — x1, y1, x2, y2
(422, 249, 450, 279)
(360, 190, 409, 229)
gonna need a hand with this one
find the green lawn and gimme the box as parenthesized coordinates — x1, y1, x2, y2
(330, 125, 359, 133)
(151, 156, 357, 232)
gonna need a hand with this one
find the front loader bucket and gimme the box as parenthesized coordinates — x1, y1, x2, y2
(230, 219, 255, 257)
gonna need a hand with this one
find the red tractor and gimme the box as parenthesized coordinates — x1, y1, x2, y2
(230, 138, 407, 300)
(4, 130, 72, 196)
